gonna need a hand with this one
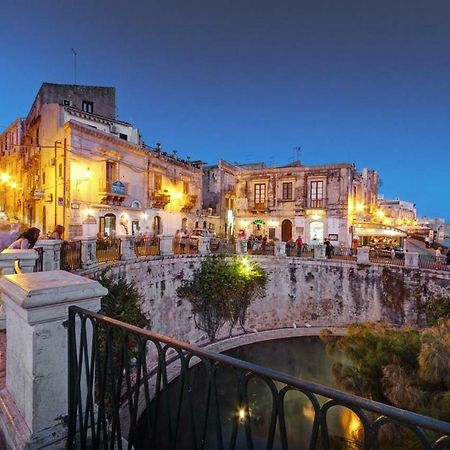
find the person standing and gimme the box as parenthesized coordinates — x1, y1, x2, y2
(435, 247, 442, 269)
(325, 239, 333, 259)
(8, 227, 40, 249)
(296, 235, 303, 257)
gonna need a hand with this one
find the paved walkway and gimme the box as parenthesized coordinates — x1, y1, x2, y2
(405, 238, 436, 256)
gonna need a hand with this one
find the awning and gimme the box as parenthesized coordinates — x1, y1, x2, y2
(353, 223, 407, 238)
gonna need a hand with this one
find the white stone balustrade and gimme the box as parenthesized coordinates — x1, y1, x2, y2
(314, 244, 326, 260)
(236, 239, 248, 254)
(160, 235, 174, 256)
(405, 251, 419, 268)
(275, 241, 287, 257)
(0, 270, 107, 449)
(119, 234, 136, 260)
(197, 237, 211, 255)
(36, 239, 63, 271)
(77, 236, 97, 268)
(357, 246, 370, 264)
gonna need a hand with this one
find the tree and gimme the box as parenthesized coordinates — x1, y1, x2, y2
(177, 255, 267, 341)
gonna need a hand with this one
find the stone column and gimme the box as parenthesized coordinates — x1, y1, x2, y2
(35, 239, 63, 271)
(405, 251, 419, 268)
(0, 270, 107, 449)
(77, 236, 97, 269)
(160, 235, 174, 256)
(118, 235, 136, 260)
(236, 239, 248, 254)
(198, 237, 211, 255)
(314, 244, 326, 260)
(275, 241, 286, 257)
(357, 246, 370, 264)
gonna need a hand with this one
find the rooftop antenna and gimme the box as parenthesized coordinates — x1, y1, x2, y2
(293, 145, 302, 161)
(71, 48, 77, 84)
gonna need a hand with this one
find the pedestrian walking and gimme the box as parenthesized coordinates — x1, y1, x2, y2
(296, 235, 303, 257)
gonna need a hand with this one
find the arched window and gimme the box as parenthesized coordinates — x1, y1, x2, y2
(99, 213, 116, 237)
(309, 221, 324, 244)
(281, 219, 292, 242)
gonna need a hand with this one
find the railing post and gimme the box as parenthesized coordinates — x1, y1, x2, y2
(236, 239, 248, 254)
(118, 235, 136, 260)
(314, 244, 326, 260)
(35, 239, 63, 271)
(159, 235, 174, 256)
(357, 246, 370, 264)
(275, 241, 287, 257)
(77, 236, 97, 268)
(198, 237, 211, 255)
(0, 270, 107, 449)
(404, 251, 419, 268)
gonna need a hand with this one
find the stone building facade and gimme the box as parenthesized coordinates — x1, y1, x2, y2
(0, 83, 203, 239)
(203, 160, 378, 245)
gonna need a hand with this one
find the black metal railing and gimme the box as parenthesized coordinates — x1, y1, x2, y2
(419, 254, 450, 272)
(135, 237, 160, 257)
(369, 250, 405, 267)
(34, 246, 44, 272)
(67, 307, 450, 450)
(96, 238, 121, 263)
(331, 246, 357, 262)
(60, 240, 82, 272)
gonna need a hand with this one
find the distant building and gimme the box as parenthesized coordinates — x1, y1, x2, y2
(377, 197, 416, 228)
(202, 159, 379, 245)
(417, 216, 446, 241)
(0, 83, 202, 238)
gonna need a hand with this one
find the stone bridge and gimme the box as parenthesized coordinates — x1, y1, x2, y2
(80, 255, 450, 347)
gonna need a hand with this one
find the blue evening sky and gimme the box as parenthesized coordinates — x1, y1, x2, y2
(1, 0, 449, 220)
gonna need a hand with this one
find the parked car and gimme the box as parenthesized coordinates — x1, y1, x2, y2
(189, 229, 221, 250)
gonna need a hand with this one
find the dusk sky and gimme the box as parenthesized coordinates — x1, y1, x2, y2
(1, 0, 449, 220)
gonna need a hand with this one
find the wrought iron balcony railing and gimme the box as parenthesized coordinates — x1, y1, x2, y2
(68, 306, 450, 450)
(149, 190, 171, 209)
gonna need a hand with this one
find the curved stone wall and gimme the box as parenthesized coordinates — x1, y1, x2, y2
(80, 255, 450, 346)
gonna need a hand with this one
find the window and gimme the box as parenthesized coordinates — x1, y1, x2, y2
(310, 180, 324, 208)
(82, 100, 94, 113)
(282, 182, 293, 200)
(183, 181, 189, 194)
(119, 133, 128, 141)
(254, 183, 266, 206)
(106, 161, 117, 181)
(155, 173, 162, 191)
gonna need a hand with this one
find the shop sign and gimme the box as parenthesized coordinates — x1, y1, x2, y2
(111, 181, 126, 195)
(253, 219, 265, 225)
(328, 234, 338, 241)
(57, 197, 64, 206)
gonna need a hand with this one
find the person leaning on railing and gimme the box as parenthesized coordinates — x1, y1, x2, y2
(8, 227, 40, 249)
(49, 225, 65, 240)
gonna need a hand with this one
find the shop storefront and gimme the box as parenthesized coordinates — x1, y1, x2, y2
(353, 223, 407, 249)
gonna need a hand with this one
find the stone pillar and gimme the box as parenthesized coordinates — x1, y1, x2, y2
(118, 235, 136, 260)
(314, 244, 326, 260)
(405, 251, 419, 268)
(236, 239, 248, 254)
(357, 246, 370, 264)
(35, 239, 63, 271)
(0, 270, 107, 449)
(198, 237, 211, 255)
(160, 235, 174, 256)
(77, 236, 97, 269)
(275, 241, 286, 257)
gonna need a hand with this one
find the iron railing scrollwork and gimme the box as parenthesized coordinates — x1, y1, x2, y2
(67, 307, 450, 450)
(60, 240, 82, 271)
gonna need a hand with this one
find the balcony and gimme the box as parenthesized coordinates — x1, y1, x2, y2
(252, 202, 267, 212)
(181, 194, 198, 212)
(99, 180, 128, 205)
(149, 190, 171, 209)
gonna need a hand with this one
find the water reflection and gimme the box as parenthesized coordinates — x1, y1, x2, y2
(135, 337, 363, 449)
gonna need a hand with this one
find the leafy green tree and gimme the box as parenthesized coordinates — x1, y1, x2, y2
(177, 255, 267, 341)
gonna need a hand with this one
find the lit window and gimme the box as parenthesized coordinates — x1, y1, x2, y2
(183, 181, 189, 194)
(310, 180, 324, 208)
(254, 183, 266, 206)
(155, 174, 162, 191)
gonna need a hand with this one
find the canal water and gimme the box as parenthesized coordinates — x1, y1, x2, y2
(135, 336, 364, 449)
